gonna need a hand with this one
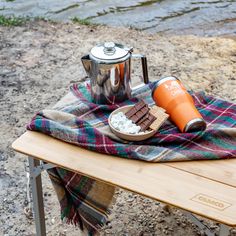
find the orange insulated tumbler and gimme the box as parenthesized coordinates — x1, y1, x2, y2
(152, 76, 206, 132)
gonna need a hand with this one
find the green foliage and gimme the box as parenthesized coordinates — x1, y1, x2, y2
(0, 15, 26, 26)
(0, 15, 57, 26)
(71, 17, 94, 26)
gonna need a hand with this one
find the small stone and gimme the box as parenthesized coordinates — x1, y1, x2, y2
(230, 229, 236, 236)
(209, 224, 218, 230)
(156, 218, 165, 223)
(162, 229, 169, 235)
(126, 197, 134, 203)
(182, 223, 186, 228)
(176, 219, 181, 225)
(148, 223, 154, 228)
(162, 204, 171, 214)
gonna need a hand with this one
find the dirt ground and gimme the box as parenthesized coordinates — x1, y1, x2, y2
(0, 20, 236, 236)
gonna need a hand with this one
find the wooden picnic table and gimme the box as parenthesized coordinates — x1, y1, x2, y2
(12, 131, 236, 236)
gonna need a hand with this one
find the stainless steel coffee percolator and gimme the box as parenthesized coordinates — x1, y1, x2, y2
(81, 42, 149, 104)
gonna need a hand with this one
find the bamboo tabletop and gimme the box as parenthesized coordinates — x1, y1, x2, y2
(12, 131, 236, 226)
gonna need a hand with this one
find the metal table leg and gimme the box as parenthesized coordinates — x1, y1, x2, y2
(219, 224, 230, 236)
(28, 157, 46, 236)
(182, 210, 231, 236)
(182, 210, 215, 236)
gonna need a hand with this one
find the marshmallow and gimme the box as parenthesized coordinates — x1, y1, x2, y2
(110, 112, 141, 134)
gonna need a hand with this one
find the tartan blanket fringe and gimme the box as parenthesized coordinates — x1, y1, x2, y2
(47, 166, 116, 235)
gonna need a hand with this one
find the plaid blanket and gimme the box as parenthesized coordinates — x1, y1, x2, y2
(27, 81, 236, 235)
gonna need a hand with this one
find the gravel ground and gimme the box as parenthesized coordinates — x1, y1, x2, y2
(0, 20, 236, 236)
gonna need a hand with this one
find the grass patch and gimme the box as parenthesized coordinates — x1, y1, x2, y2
(0, 15, 57, 26)
(71, 17, 96, 26)
(0, 15, 26, 26)
(34, 16, 56, 23)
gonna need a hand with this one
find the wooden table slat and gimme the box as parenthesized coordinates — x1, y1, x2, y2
(166, 159, 236, 188)
(12, 131, 236, 226)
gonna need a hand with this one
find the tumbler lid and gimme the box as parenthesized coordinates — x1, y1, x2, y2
(152, 76, 179, 98)
(156, 76, 178, 87)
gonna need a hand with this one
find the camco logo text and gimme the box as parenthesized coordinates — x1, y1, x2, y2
(191, 194, 231, 211)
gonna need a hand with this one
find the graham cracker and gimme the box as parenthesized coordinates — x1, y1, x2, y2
(149, 106, 169, 131)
